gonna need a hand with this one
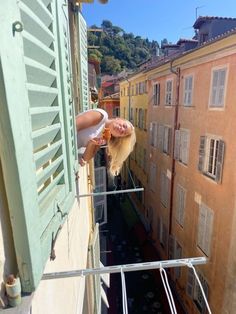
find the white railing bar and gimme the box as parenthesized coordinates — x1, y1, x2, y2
(78, 187, 144, 198)
(42, 257, 207, 280)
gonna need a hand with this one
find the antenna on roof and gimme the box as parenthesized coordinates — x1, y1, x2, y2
(195, 6, 205, 20)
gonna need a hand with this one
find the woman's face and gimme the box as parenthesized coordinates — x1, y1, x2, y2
(109, 118, 133, 137)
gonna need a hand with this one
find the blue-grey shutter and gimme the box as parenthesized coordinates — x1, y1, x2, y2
(215, 140, 225, 183)
(0, 0, 76, 292)
(174, 130, 180, 160)
(198, 136, 206, 172)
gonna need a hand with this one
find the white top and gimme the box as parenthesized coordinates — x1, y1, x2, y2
(77, 108, 108, 148)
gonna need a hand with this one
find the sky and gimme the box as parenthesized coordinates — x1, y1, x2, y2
(82, 0, 236, 44)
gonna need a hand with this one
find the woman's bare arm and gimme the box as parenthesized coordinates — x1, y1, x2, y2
(79, 139, 101, 166)
(76, 110, 103, 131)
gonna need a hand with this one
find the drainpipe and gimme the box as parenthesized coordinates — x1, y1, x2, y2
(169, 60, 180, 236)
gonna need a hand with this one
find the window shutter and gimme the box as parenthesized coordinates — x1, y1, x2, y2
(215, 140, 225, 183)
(180, 130, 190, 165)
(168, 235, 175, 260)
(204, 208, 214, 256)
(211, 70, 218, 106)
(174, 130, 180, 160)
(89, 223, 101, 313)
(167, 127, 172, 155)
(94, 167, 107, 226)
(197, 205, 207, 250)
(0, 0, 76, 292)
(198, 136, 206, 171)
(77, 11, 89, 111)
(158, 125, 164, 151)
(186, 268, 195, 297)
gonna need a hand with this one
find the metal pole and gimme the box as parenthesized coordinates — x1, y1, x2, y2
(42, 257, 207, 280)
(78, 187, 144, 198)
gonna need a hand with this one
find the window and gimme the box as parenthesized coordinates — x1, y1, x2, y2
(138, 108, 144, 129)
(175, 184, 186, 227)
(153, 83, 160, 106)
(149, 162, 157, 191)
(165, 80, 173, 106)
(130, 108, 134, 124)
(1, 0, 77, 291)
(163, 126, 172, 155)
(94, 167, 107, 226)
(187, 269, 209, 314)
(160, 171, 170, 208)
(157, 217, 168, 249)
(197, 203, 214, 256)
(169, 235, 182, 278)
(135, 83, 138, 95)
(198, 136, 225, 183)
(112, 106, 120, 117)
(183, 75, 193, 107)
(150, 122, 158, 147)
(174, 129, 190, 165)
(153, 124, 172, 154)
(210, 68, 227, 108)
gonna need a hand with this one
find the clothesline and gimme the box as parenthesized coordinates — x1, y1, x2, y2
(42, 257, 207, 279)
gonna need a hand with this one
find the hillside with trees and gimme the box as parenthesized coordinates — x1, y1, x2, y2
(87, 20, 167, 74)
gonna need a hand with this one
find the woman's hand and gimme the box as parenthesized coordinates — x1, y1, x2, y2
(91, 137, 106, 146)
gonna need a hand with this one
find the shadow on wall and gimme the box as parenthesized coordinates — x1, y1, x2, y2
(0, 159, 17, 308)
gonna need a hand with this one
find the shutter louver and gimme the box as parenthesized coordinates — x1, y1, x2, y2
(174, 130, 180, 160)
(0, 0, 76, 292)
(215, 140, 225, 183)
(198, 136, 206, 171)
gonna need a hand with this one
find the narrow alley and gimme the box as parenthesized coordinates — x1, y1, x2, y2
(100, 194, 185, 314)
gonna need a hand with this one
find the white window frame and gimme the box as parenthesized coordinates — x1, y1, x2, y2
(183, 75, 193, 107)
(197, 203, 214, 256)
(198, 135, 225, 183)
(165, 79, 173, 106)
(209, 66, 227, 108)
(175, 184, 186, 227)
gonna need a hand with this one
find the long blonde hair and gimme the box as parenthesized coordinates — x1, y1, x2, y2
(107, 128, 136, 177)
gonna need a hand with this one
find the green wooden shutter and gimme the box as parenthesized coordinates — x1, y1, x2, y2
(0, 0, 76, 292)
(77, 11, 89, 111)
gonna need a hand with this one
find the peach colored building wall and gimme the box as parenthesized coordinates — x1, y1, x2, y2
(145, 33, 236, 314)
(120, 33, 236, 313)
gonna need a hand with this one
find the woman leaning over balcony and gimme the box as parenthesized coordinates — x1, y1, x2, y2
(76, 108, 136, 176)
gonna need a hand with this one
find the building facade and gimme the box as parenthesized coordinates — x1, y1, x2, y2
(120, 18, 236, 314)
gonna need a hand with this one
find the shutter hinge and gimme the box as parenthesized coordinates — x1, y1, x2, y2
(50, 226, 62, 261)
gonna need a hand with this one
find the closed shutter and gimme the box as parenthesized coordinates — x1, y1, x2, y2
(176, 184, 186, 226)
(204, 208, 214, 256)
(180, 130, 190, 165)
(197, 205, 207, 251)
(94, 167, 107, 226)
(77, 11, 89, 111)
(0, 0, 76, 292)
(186, 268, 195, 297)
(174, 130, 180, 160)
(158, 124, 164, 151)
(215, 140, 225, 183)
(198, 136, 206, 171)
(90, 224, 101, 314)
